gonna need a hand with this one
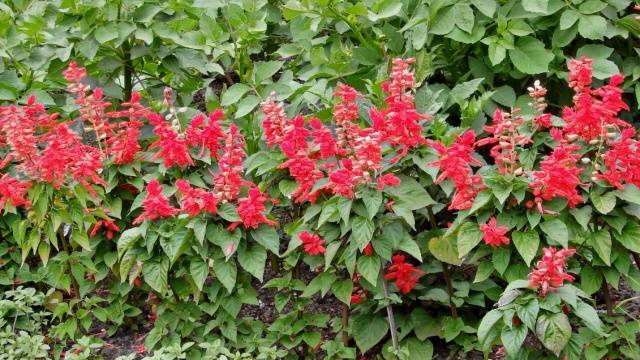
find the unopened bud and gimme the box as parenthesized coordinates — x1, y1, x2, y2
(591, 176, 599, 182)
(589, 139, 599, 145)
(566, 134, 578, 142)
(581, 158, 591, 164)
(606, 132, 616, 139)
(514, 168, 523, 176)
(594, 164, 601, 170)
(591, 171, 599, 176)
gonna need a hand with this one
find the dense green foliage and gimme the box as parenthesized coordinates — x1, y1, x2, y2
(1, 1, 640, 359)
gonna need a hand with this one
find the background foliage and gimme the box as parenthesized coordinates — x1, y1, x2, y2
(1, 0, 640, 359)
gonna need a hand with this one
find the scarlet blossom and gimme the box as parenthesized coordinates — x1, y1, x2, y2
(299, 231, 325, 255)
(279, 154, 324, 203)
(326, 160, 358, 199)
(476, 109, 531, 175)
(529, 129, 583, 212)
(598, 128, 640, 189)
(214, 125, 247, 202)
(333, 84, 360, 151)
(229, 187, 276, 230)
(528, 247, 576, 296)
(186, 110, 225, 158)
(563, 58, 629, 141)
(260, 96, 290, 147)
(106, 91, 149, 165)
(377, 173, 401, 190)
(479, 217, 510, 247)
(370, 58, 429, 159)
(148, 113, 193, 168)
(133, 180, 180, 225)
(384, 254, 423, 294)
(0, 174, 31, 211)
(431, 130, 485, 210)
(175, 179, 218, 217)
(310, 118, 340, 159)
(363, 242, 374, 256)
(351, 292, 366, 305)
(89, 220, 120, 240)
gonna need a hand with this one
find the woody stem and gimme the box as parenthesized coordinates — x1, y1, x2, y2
(600, 272, 614, 317)
(632, 252, 640, 271)
(341, 303, 349, 346)
(380, 268, 399, 358)
(443, 265, 458, 320)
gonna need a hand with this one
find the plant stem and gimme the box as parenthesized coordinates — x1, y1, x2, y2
(380, 268, 399, 358)
(632, 252, 640, 271)
(269, 251, 280, 273)
(601, 276, 613, 317)
(443, 265, 458, 319)
(341, 303, 349, 346)
(122, 39, 133, 101)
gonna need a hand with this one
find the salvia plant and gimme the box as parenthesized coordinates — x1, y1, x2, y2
(0, 49, 640, 359)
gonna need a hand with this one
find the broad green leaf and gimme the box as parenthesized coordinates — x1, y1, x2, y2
(579, 0, 607, 14)
(143, 257, 169, 293)
(214, 258, 237, 294)
(574, 301, 604, 334)
(117, 227, 141, 259)
(428, 236, 462, 265)
(478, 309, 502, 346)
(160, 228, 192, 265)
(357, 255, 380, 285)
(450, 78, 484, 103)
(589, 228, 611, 266)
(591, 191, 616, 214)
(576, 45, 619, 79)
(508, 37, 554, 74)
(474, 262, 493, 283)
(221, 84, 250, 106)
(384, 176, 435, 210)
(238, 244, 266, 282)
(457, 222, 483, 258)
(302, 272, 336, 297)
(235, 95, 260, 118)
(570, 206, 592, 231)
(517, 299, 539, 330)
(471, 0, 496, 17)
(560, 9, 580, 30)
(501, 324, 528, 356)
(352, 216, 375, 250)
(190, 258, 208, 291)
(331, 279, 353, 305)
(352, 315, 388, 353)
(614, 221, 640, 253)
(512, 230, 539, 266)
(251, 225, 280, 255)
(405, 338, 433, 359)
(359, 187, 382, 219)
(253, 61, 284, 83)
(430, 6, 456, 35)
(539, 219, 568, 248)
(536, 313, 572, 356)
(616, 184, 640, 205)
(522, 0, 548, 13)
(453, 3, 474, 34)
(493, 247, 511, 274)
(94, 24, 119, 43)
(578, 15, 607, 40)
(580, 265, 603, 295)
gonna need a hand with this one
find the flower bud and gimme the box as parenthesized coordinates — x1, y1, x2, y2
(581, 158, 591, 164)
(566, 134, 578, 142)
(588, 139, 599, 145)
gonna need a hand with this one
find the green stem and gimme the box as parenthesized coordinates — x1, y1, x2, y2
(443, 265, 458, 320)
(380, 268, 399, 358)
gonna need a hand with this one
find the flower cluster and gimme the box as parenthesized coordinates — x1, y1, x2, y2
(90, 220, 120, 240)
(259, 58, 428, 203)
(598, 128, 640, 188)
(479, 217, 509, 247)
(230, 187, 277, 230)
(176, 179, 219, 217)
(299, 231, 326, 255)
(384, 254, 423, 294)
(350, 273, 366, 305)
(476, 109, 530, 175)
(133, 180, 180, 224)
(528, 247, 576, 296)
(0, 174, 31, 211)
(430, 131, 485, 210)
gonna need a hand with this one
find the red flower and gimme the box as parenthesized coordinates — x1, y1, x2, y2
(351, 292, 365, 305)
(363, 242, 374, 256)
(479, 217, 509, 247)
(260, 96, 290, 147)
(148, 113, 193, 168)
(186, 110, 225, 158)
(0, 174, 30, 211)
(598, 128, 640, 189)
(377, 173, 401, 190)
(90, 220, 120, 240)
(529, 129, 583, 212)
(133, 180, 180, 224)
(476, 109, 531, 175)
(279, 155, 324, 203)
(384, 254, 423, 294)
(431, 131, 485, 210)
(106, 92, 149, 165)
(214, 125, 247, 202)
(175, 179, 218, 217)
(310, 117, 340, 159)
(299, 231, 325, 255)
(231, 187, 276, 230)
(528, 247, 576, 296)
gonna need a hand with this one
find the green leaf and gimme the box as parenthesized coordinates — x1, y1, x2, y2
(359, 187, 382, 219)
(578, 15, 607, 40)
(352, 216, 375, 250)
(474, 262, 493, 283)
(471, 0, 496, 17)
(453, 3, 474, 34)
(428, 236, 462, 265)
(508, 37, 554, 74)
(457, 222, 483, 258)
(251, 225, 280, 255)
(536, 313, 572, 356)
(238, 244, 266, 282)
(574, 301, 604, 334)
(352, 315, 388, 353)
(570, 206, 592, 231)
(517, 299, 539, 330)
(576, 45, 619, 79)
(94, 24, 119, 43)
(302, 272, 336, 297)
(190, 258, 208, 291)
(559, 9, 580, 30)
(512, 230, 539, 266)
(221, 84, 250, 106)
(493, 247, 511, 274)
(580, 265, 602, 295)
(143, 257, 169, 293)
(369, 1, 403, 21)
(117, 227, 141, 259)
(384, 176, 435, 210)
(254, 61, 284, 83)
(450, 78, 484, 103)
(160, 228, 192, 265)
(214, 259, 237, 294)
(235, 95, 260, 118)
(522, 0, 548, 13)
(615, 221, 640, 253)
(357, 255, 380, 285)
(405, 338, 433, 359)
(616, 184, 640, 205)
(478, 309, 502, 346)
(579, 0, 607, 14)
(501, 324, 528, 356)
(430, 6, 456, 35)
(591, 191, 616, 214)
(539, 219, 568, 248)
(589, 228, 611, 266)
(332, 279, 353, 305)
